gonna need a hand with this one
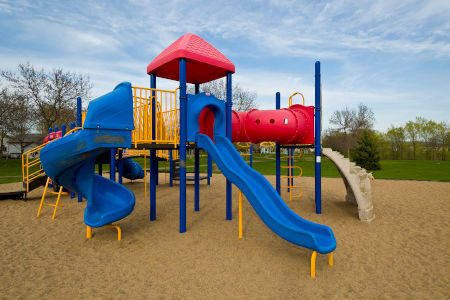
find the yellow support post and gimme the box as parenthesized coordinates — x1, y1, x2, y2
(86, 224, 121, 240)
(105, 224, 122, 241)
(37, 177, 50, 217)
(239, 190, 243, 239)
(86, 226, 92, 239)
(329, 252, 333, 266)
(51, 185, 64, 220)
(311, 251, 317, 278)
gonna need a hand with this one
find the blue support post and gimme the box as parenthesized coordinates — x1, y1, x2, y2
(76, 97, 84, 202)
(249, 143, 253, 168)
(315, 61, 322, 214)
(179, 59, 187, 232)
(110, 148, 116, 182)
(155, 160, 159, 186)
(48, 127, 53, 189)
(54, 125, 59, 134)
(169, 150, 173, 187)
(194, 83, 200, 212)
(76, 97, 82, 127)
(290, 148, 294, 188)
(226, 72, 232, 220)
(69, 122, 76, 199)
(150, 74, 157, 221)
(61, 124, 66, 136)
(275, 92, 281, 195)
(118, 149, 123, 184)
(207, 155, 212, 185)
(194, 147, 200, 211)
(287, 149, 290, 193)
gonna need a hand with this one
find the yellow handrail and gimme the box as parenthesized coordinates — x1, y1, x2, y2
(22, 127, 82, 192)
(288, 92, 305, 107)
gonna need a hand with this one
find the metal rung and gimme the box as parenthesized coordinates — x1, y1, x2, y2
(43, 204, 64, 207)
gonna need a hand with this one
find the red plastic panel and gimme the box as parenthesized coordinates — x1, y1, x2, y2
(43, 131, 62, 143)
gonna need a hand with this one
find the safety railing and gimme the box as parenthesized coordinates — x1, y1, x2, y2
(236, 142, 252, 164)
(132, 86, 179, 148)
(22, 127, 82, 192)
(259, 141, 275, 156)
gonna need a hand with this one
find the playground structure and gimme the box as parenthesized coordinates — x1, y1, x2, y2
(24, 33, 375, 277)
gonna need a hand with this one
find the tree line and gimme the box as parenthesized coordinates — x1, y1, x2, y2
(324, 105, 449, 163)
(0, 63, 92, 157)
(384, 118, 448, 160)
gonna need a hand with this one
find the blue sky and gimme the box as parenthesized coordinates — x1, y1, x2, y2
(0, 0, 449, 132)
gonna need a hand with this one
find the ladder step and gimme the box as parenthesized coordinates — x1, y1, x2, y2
(42, 203, 64, 207)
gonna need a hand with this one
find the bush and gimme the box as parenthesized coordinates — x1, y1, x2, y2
(351, 130, 381, 170)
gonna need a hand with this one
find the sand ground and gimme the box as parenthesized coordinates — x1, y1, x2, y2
(0, 175, 449, 299)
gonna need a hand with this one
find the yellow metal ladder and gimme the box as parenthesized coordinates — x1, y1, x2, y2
(37, 177, 69, 219)
(281, 149, 304, 201)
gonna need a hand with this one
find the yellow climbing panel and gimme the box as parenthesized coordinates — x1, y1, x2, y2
(132, 86, 179, 148)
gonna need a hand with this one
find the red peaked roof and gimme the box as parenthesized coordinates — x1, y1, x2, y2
(147, 33, 235, 84)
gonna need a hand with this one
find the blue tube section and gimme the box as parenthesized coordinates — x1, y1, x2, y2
(179, 59, 187, 232)
(275, 92, 281, 195)
(226, 72, 232, 220)
(315, 61, 322, 214)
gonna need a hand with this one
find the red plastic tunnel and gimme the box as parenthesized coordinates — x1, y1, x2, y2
(199, 105, 314, 145)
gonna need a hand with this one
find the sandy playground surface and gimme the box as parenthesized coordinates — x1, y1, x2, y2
(0, 175, 449, 299)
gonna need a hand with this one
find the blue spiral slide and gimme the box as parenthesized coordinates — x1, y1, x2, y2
(40, 82, 136, 227)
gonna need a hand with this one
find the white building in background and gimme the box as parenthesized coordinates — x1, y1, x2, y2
(2, 134, 44, 158)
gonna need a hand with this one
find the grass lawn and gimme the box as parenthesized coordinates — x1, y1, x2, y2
(1, 154, 449, 184)
(0, 159, 23, 184)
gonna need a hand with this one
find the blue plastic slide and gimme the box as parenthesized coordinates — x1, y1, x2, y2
(40, 82, 136, 227)
(197, 134, 336, 254)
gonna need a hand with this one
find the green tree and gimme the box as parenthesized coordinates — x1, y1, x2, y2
(405, 119, 420, 159)
(351, 130, 381, 170)
(386, 126, 406, 160)
(1, 62, 92, 134)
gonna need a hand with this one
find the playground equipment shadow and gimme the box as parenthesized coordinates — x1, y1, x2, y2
(0, 175, 448, 299)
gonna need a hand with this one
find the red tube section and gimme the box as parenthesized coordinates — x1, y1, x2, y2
(199, 104, 314, 145)
(232, 105, 314, 144)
